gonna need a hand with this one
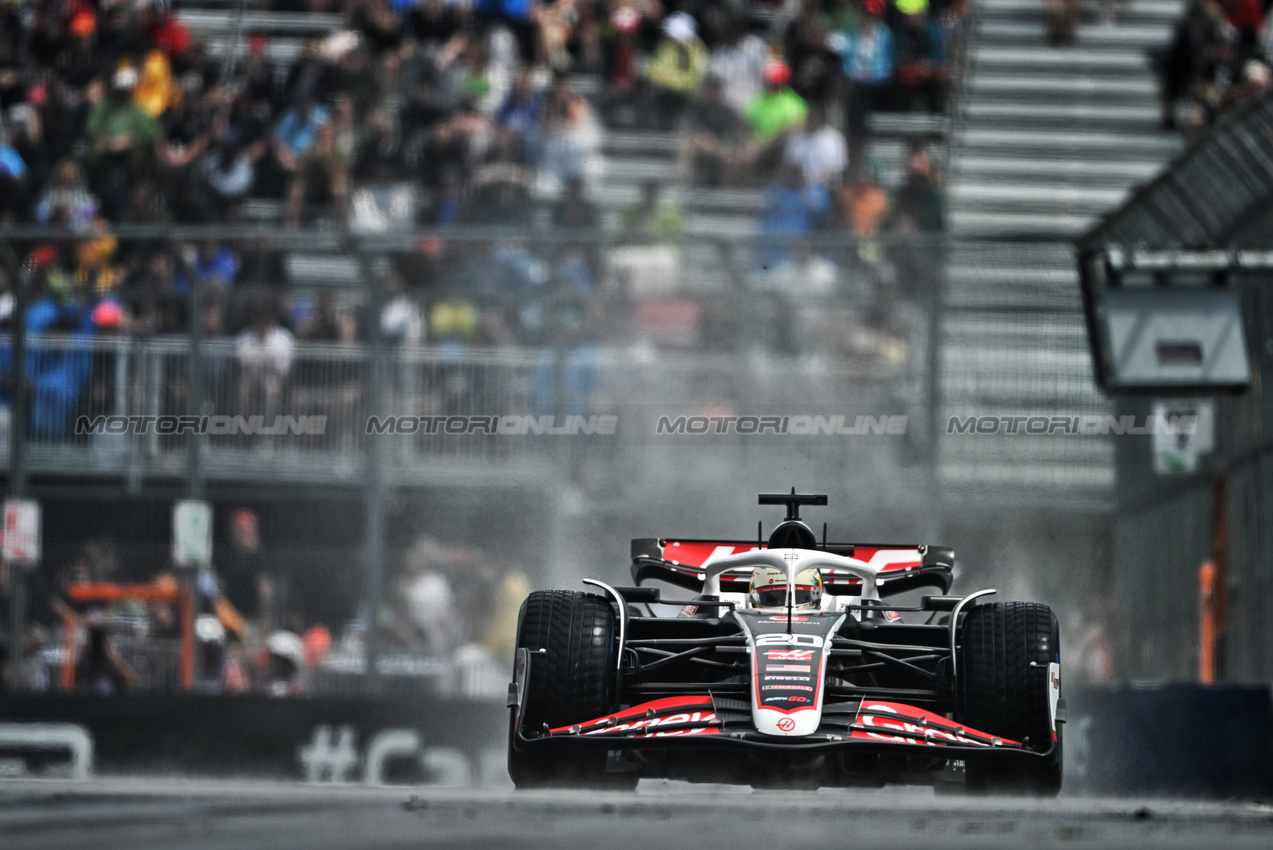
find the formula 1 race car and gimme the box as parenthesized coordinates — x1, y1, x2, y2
(507, 491, 1063, 794)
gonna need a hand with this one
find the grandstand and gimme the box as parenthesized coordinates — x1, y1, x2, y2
(937, 0, 1186, 507)
(166, 1, 952, 292)
(951, 0, 1184, 237)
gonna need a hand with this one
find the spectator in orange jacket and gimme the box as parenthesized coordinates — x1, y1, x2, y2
(840, 165, 890, 237)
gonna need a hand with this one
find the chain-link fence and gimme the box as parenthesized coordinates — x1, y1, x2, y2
(1065, 88, 1273, 686)
(0, 227, 1130, 697)
(1107, 270, 1273, 685)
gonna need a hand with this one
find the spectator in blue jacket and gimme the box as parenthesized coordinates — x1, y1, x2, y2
(262, 97, 331, 198)
(0, 129, 27, 221)
(29, 312, 94, 440)
(495, 71, 545, 134)
(757, 162, 830, 268)
(175, 241, 240, 293)
(494, 70, 546, 161)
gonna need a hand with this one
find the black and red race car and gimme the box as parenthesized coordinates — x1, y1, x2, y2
(507, 491, 1063, 794)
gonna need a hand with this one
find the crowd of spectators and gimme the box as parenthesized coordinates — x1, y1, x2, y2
(1155, 0, 1273, 135)
(0, 0, 956, 341)
(610, 0, 960, 143)
(0, 1, 957, 447)
(0, 1, 962, 695)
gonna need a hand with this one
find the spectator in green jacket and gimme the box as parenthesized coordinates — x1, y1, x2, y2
(740, 59, 808, 180)
(613, 179, 685, 300)
(642, 12, 709, 130)
(86, 69, 157, 165)
(743, 60, 808, 146)
(85, 68, 158, 220)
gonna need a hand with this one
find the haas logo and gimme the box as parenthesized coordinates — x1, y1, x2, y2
(776, 717, 797, 732)
(1050, 670, 1061, 689)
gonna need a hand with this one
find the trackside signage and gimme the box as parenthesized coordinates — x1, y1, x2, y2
(1153, 399, 1214, 474)
(173, 500, 213, 568)
(2, 499, 41, 565)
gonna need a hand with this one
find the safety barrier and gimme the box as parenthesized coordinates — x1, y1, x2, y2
(2, 685, 1269, 796)
(1064, 684, 1273, 799)
(0, 694, 508, 786)
(0, 722, 93, 779)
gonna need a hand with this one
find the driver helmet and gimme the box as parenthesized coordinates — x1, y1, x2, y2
(749, 565, 823, 610)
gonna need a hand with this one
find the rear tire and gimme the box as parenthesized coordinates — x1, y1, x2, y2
(507, 590, 635, 789)
(959, 601, 1062, 796)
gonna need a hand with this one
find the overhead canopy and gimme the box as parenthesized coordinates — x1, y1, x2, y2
(1075, 93, 1273, 395)
(1077, 92, 1273, 253)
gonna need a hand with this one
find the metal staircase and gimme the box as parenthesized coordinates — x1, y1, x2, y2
(938, 0, 1186, 506)
(951, 0, 1184, 237)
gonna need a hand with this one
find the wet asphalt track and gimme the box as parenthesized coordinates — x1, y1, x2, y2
(2, 777, 1271, 850)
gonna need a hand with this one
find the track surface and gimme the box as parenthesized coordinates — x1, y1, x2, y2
(2, 777, 1271, 850)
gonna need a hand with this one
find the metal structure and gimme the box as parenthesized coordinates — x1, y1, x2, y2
(61, 581, 194, 692)
(1078, 90, 1273, 251)
(1074, 88, 1273, 684)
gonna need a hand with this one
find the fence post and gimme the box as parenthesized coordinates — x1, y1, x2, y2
(354, 236, 386, 695)
(174, 249, 207, 689)
(177, 248, 206, 501)
(1211, 469, 1228, 679)
(2, 241, 27, 693)
(1199, 561, 1216, 683)
(924, 235, 946, 541)
(1, 242, 27, 500)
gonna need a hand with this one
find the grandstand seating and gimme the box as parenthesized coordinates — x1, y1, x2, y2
(951, 0, 1184, 237)
(175, 3, 951, 295)
(593, 113, 948, 291)
(937, 0, 1185, 505)
(177, 8, 339, 63)
(261, 105, 948, 290)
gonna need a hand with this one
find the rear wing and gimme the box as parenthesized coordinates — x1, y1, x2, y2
(630, 539, 953, 597)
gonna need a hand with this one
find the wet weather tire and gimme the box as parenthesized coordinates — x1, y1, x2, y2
(959, 601, 1062, 796)
(507, 590, 635, 789)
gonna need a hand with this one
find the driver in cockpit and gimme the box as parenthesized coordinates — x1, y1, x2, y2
(748, 565, 824, 611)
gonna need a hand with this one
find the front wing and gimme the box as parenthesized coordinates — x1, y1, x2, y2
(511, 694, 1057, 766)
